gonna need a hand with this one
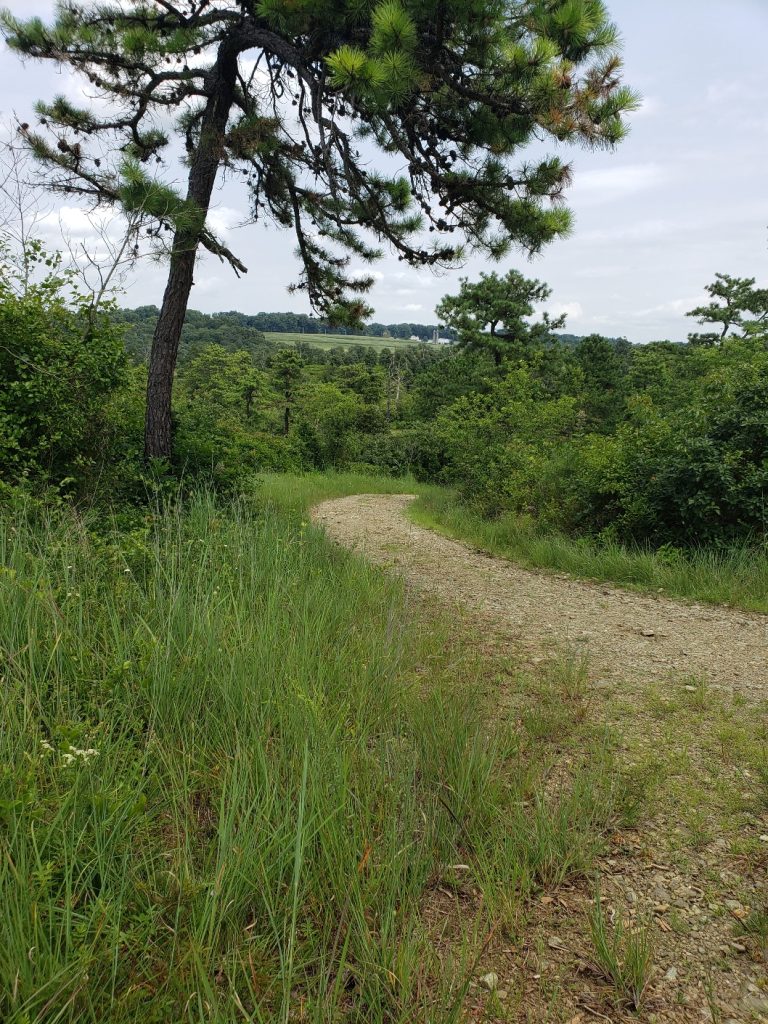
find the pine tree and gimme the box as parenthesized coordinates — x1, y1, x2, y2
(437, 269, 564, 364)
(687, 273, 768, 346)
(2, 0, 637, 459)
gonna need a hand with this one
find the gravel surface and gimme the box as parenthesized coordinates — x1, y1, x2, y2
(312, 493, 768, 1022)
(312, 493, 768, 702)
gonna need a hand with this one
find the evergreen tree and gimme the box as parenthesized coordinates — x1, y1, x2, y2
(437, 269, 565, 364)
(270, 348, 304, 434)
(2, 0, 637, 459)
(687, 273, 768, 346)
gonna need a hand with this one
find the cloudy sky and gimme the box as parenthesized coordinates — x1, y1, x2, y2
(1, 0, 766, 341)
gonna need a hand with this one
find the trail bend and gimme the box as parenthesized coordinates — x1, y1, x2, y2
(312, 493, 768, 701)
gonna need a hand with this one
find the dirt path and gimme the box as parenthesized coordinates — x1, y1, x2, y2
(313, 494, 768, 1022)
(313, 493, 768, 701)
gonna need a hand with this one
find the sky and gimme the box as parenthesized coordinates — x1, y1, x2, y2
(1, 0, 766, 342)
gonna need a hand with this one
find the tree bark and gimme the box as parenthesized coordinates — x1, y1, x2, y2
(144, 43, 239, 461)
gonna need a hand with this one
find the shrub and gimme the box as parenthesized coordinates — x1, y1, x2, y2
(0, 239, 126, 490)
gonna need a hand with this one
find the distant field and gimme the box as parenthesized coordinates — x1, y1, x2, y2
(265, 331, 421, 352)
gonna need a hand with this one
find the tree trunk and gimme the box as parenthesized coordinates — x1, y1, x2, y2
(144, 43, 239, 461)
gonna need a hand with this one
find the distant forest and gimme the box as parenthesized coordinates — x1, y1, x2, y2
(115, 306, 631, 363)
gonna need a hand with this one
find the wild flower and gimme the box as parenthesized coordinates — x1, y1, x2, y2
(60, 744, 99, 766)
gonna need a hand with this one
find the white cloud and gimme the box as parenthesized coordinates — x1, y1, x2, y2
(547, 301, 583, 322)
(194, 274, 224, 294)
(633, 95, 661, 118)
(238, 58, 270, 87)
(578, 217, 676, 245)
(633, 294, 706, 318)
(706, 79, 751, 104)
(573, 163, 667, 201)
(38, 205, 122, 241)
(206, 206, 241, 236)
(403, 303, 423, 311)
(351, 268, 385, 282)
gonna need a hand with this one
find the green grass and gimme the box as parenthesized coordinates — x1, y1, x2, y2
(265, 332, 420, 353)
(255, 468, 439, 519)
(410, 488, 768, 615)
(0, 488, 624, 1023)
(588, 887, 655, 1011)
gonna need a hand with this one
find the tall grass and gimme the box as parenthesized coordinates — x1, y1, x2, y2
(411, 489, 768, 615)
(0, 492, 622, 1022)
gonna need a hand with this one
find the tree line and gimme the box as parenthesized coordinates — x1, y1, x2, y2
(3, 221, 766, 548)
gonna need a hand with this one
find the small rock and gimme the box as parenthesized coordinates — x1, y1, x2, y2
(497, 990, 508, 1000)
(665, 967, 678, 982)
(641, 628, 655, 637)
(725, 899, 742, 911)
(759, 835, 768, 843)
(684, 685, 697, 692)
(730, 942, 747, 953)
(548, 936, 565, 949)
(479, 972, 498, 991)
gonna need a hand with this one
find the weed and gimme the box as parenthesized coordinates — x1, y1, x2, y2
(684, 674, 710, 710)
(549, 648, 590, 702)
(735, 906, 768, 951)
(704, 972, 722, 1024)
(588, 885, 655, 1011)
(0, 488, 626, 1022)
(755, 759, 768, 809)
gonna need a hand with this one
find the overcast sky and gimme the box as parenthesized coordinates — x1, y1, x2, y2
(1, 0, 766, 341)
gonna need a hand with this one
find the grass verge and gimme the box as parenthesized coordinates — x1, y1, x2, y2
(410, 487, 768, 615)
(0, 488, 623, 1023)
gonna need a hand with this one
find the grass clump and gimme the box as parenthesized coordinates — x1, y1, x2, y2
(735, 907, 768, 952)
(588, 886, 655, 1011)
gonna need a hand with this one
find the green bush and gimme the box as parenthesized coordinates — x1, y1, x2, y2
(0, 240, 126, 490)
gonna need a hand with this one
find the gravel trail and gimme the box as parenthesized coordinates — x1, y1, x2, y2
(312, 493, 768, 700)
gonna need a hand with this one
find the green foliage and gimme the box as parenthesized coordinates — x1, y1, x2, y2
(3, 229, 767, 556)
(412, 265, 768, 549)
(687, 273, 768, 346)
(606, 348, 768, 543)
(3, 0, 637, 322)
(427, 366, 581, 519)
(437, 270, 564, 365)
(0, 238, 126, 490)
